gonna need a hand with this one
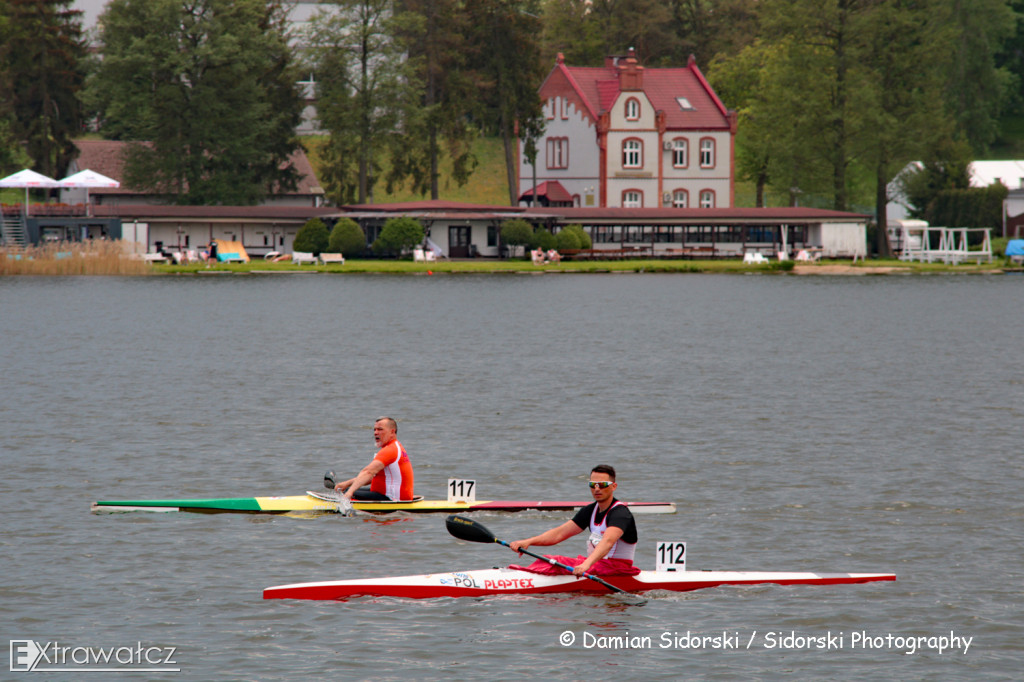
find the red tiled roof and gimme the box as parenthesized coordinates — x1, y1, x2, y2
(518, 181, 573, 202)
(93, 204, 339, 221)
(343, 200, 527, 213)
(541, 55, 731, 130)
(88, 202, 868, 226)
(70, 140, 137, 193)
(70, 139, 323, 196)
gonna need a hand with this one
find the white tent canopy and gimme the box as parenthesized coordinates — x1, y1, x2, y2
(59, 169, 120, 215)
(59, 169, 120, 188)
(0, 169, 60, 216)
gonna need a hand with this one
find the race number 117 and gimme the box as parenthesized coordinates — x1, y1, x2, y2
(447, 478, 476, 503)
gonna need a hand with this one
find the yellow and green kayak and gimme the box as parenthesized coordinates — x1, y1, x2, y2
(91, 492, 676, 515)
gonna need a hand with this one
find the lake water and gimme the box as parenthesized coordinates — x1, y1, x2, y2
(1, 272, 1021, 680)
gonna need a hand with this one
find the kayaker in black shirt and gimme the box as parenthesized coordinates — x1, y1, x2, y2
(509, 464, 639, 577)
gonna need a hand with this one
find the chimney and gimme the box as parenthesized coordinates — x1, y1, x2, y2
(618, 47, 643, 91)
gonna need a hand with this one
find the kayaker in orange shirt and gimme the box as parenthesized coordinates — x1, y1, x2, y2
(333, 416, 414, 506)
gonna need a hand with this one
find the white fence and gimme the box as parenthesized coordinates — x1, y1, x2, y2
(895, 224, 993, 264)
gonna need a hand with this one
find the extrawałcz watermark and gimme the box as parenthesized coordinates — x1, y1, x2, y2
(557, 630, 973, 655)
(10, 639, 180, 673)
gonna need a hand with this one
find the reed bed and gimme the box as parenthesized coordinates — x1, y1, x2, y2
(0, 241, 153, 276)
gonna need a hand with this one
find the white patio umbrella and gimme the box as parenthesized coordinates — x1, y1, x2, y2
(0, 169, 60, 216)
(58, 169, 120, 216)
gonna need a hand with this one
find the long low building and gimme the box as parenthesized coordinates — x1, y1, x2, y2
(340, 202, 870, 259)
(5, 201, 869, 260)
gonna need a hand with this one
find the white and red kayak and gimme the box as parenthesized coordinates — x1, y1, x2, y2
(263, 568, 895, 600)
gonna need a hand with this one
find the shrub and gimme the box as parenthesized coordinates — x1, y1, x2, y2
(328, 218, 367, 257)
(990, 236, 1009, 257)
(925, 183, 1008, 230)
(555, 227, 582, 251)
(373, 216, 424, 256)
(563, 224, 591, 248)
(500, 219, 533, 257)
(530, 227, 556, 251)
(294, 218, 330, 255)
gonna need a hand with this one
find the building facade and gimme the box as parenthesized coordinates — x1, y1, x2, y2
(519, 49, 736, 210)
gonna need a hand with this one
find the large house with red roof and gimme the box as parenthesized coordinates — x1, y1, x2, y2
(519, 49, 736, 210)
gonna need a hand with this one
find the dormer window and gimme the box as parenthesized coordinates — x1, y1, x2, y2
(625, 97, 640, 120)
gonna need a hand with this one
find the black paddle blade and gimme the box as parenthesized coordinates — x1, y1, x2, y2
(446, 515, 497, 544)
(324, 470, 336, 490)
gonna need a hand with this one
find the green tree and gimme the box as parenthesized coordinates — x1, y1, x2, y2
(858, 0, 956, 256)
(500, 218, 533, 256)
(945, 0, 1018, 153)
(294, 218, 330, 254)
(665, 0, 761, 66)
(328, 217, 367, 257)
(709, 39, 783, 207)
(386, 0, 477, 199)
(0, 117, 30, 173)
(562, 223, 591, 248)
(466, 0, 547, 205)
(554, 227, 581, 250)
(307, 0, 406, 204)
(926, 183, 1007, 229)
(540, 0, 604, 65)
(758, 0, 878, 212)
(372, 216, 424, 255)
(541, 0, 672, 66)
(0, 0, 86, 177)
(898, 140, 974, 220)
(530, 226, 557, 250)
(85, 0, 304, 205)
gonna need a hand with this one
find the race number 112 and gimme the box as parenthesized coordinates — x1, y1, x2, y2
(656, 541, 687, 571)
(447, 478, 476, 503)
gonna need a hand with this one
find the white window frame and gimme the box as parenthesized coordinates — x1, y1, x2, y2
(699, 190, 715, 208)
(672, 139, 688, 168)
(673, 190, 688, 208)
(625, 97, 640, 120)
(623, 190, 642, 208)
(623, 138, 642, 169)
(700, 138, 715, 168)
(546, 137, 568, 170)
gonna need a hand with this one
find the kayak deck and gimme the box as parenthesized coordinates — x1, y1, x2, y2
(91, 493, 676, 515)
(263, 568, 896, 600)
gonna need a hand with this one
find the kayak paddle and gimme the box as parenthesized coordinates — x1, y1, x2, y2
(322, 470, 354, 516)
(445, 515, 630, 595)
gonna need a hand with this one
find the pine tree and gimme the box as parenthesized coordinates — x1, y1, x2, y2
(0, 0, 86, 177)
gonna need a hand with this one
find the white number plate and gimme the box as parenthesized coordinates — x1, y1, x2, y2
(655, 541, 687, 572)
(447, 478, 476, 503)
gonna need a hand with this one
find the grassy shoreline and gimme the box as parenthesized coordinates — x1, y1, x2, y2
(3, 242, 1019, 276)
(148, 258, 1019, 276)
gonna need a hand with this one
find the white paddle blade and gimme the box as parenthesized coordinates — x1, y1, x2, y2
(337, 496, 354, 516)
